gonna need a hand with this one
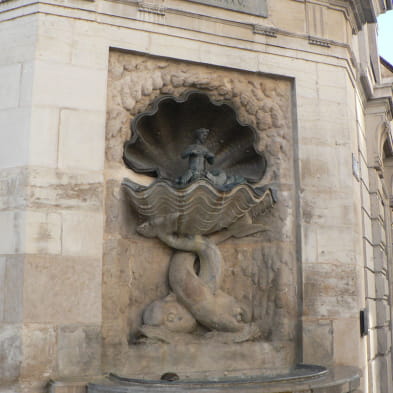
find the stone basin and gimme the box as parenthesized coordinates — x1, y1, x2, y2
(86, 365, 360, 393)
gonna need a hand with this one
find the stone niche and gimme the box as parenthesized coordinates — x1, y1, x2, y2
(103, 50, 297, 379)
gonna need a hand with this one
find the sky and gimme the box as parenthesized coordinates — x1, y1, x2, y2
(377, 10, 393, 64)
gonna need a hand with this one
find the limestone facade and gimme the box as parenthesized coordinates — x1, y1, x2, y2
(0, 0, 393, 392)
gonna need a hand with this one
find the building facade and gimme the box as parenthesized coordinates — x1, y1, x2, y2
(0, 0, 393, 392)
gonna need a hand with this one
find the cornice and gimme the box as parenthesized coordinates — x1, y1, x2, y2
(327, 0, 377, 31)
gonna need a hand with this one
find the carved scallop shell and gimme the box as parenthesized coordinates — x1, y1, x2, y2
(122, 179, 274, 235)
(123, 91, 266, 183)
(122, 91, 272, 234)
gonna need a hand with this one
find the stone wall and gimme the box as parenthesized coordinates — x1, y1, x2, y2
(0, 14, 39, 393)
(363, 107, 393, 393)
(0, 8, 106, 393)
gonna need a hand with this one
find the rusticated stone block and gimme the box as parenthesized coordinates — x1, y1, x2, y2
(376, 355, 390, 393)
(371, 218, 385, 247)
(365, 269, 376, 299)
(373, 245, 387, 273)
(57, 325, 101, 377)
(377, 326, 391, 355)
(376, 300, 389, 326)
(375, 273, 389, 299)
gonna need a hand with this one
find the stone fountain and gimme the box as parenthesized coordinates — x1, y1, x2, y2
(85, 91, 360, 393)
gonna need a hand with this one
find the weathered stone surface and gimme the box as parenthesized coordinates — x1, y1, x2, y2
(366, 269, 377, 299)
(376, 300, 389, 326)
(0, 107, 30, 169)
(102, 237, 172, 346)
(301, 190, 356, 227)
(58, 109, 106, 171)
(57, 325, 101, 377)
(0, 257, 5, 322)
(3, 256, 24, 323)
(108, 341, 294, 380)
(20, 325, 56, 379)
(61, 211, 103, 258)
(29, 106, 59, 168)
(373, 246, 387, 273)
(0, 167, 103, 214)
(220, 242, 297, 341)
(0, 212, 24, 255)
(303, 319, 333, 366)
(376, 326, 391, 355)
(0, 168, 28, 211)
(49, 379, 88, 393)
(0, 324, 22, 383)
(375, 272, 389, 299)
(303, 263, 358, 318)
(104, 180, 140, 238)
(34, 61, 107, 111)
(25, 211, 62, 255)
(23, 255, 101, 324)
(0, 63, 21, 110)
(376, 355, 390, 393)
(27, 169, 103, 211)
(333, 318, 360, 366)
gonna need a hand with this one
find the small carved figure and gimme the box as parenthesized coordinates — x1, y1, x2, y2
(177, 128, 246, 189)
(178, 128, 215, 185)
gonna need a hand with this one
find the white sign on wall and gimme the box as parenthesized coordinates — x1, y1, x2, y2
(187, 0, 267, 17)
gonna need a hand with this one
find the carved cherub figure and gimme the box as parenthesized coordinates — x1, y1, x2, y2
(177, 128, 215, 185)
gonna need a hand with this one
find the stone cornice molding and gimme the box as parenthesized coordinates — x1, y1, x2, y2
(361, 65, 393, 115)
(351, 0, 377, 26)
(138, 1, 165, 16)
(327, 0, 386, 31)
